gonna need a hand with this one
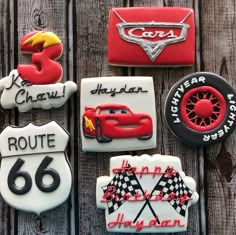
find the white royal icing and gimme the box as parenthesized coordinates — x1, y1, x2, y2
(0, 121, 72, 214)
(97, 154, 199, 233)
(0, 70, 77, 112)
(80, 76, 156, 152)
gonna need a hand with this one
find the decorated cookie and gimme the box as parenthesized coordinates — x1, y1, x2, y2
(108, 7, 195, 66)
(0, 31, 77, 112)
(164, 72, 236, 146)
(0, 70, 77, 112)
(0, 121, 72, 214)
(97, 154, 199, 233)
(80, 76, 156, 152)
(17, 31, 63, 84)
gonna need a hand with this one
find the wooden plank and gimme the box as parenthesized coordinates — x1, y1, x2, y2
(67, 0, 76, 234)
(0, 0, 11, 233)
(75, 0, 126, 234)
(200, 0, 236, 234)
(132, 1, 202, 234)
(15, 0, 71, 234)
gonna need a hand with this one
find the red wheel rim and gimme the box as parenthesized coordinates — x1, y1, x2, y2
(181, 86, 226, 131)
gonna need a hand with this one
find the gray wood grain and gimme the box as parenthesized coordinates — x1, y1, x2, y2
(201, 0, 236, 234)
(0, 0, 235, 234)
(76, 0, 203, 235)
(0, 0, 12, 234)
(131, 1, 202, 235)
(15, 0, 71, 234)
(75, 0, 126, 234)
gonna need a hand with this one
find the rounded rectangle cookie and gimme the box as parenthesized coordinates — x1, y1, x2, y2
(108, 7, 195, 66)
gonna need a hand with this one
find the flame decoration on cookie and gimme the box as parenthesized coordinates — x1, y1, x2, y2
(22, 31, 62, 48)
(0, 31, 77, 112)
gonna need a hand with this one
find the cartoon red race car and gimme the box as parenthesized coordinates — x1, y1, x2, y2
(82, 103, 153, 143)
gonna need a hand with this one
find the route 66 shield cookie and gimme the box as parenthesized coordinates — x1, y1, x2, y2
(0, 121, 72, 214)
(108, 7, 195, 66)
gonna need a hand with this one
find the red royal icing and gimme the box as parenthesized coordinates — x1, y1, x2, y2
(108, 7, 195, 66)
(112, 160, 178, 178)
(17, 31, 63, 84)
(82, 103, 153, 141)
(107, 213, 185, 232)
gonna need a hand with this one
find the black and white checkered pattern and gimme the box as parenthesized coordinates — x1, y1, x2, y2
(102, 171, 140, 214)
(152, 171, 193, 217)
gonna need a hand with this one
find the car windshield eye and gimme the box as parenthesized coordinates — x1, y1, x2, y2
(109, 109, 115, 114)
(121, 109, 127, 114)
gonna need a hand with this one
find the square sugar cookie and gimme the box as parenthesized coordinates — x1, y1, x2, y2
(80, 77, 156, 152)
(108, 7, 195, 66)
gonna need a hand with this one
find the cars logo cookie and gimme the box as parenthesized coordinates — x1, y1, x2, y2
(80, 77, 156, 152)
(0, 31, 77, 112)
(0, 121, 72, 214)
(96, 154, 199, 233)
(108, 7, 195, 66)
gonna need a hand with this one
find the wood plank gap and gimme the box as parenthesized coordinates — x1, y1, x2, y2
(199, 148, 207, 235)
(9, 0, 18, 126)
(64, 1, 73, 234)
(9, 0, 18, 234)
(194, 0, 207, 234)
(67, 0, 78, 234)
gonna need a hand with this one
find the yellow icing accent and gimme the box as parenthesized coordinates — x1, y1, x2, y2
(84, 116, 95, 131)
(23, 31, 62, 48)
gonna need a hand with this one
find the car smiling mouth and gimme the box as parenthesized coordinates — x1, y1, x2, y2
(118, 125, 139, 129)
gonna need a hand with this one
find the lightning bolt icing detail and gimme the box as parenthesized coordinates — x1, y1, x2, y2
(85, 116, 95, 131)
(23, 31, 62, 48)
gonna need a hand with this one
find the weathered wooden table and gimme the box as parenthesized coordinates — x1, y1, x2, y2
(0, 0, 235, 234)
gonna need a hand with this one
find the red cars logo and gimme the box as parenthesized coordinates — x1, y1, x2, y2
(108, 7, 195, 66)
(82, 104, 153, 143)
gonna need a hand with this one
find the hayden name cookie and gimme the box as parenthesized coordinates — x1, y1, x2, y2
(0, 121, 72, 214)
(80, 76, 156, 152)
(164, 72, 236, 145)
(97, 154, 199, 233)
(0, 31, 77, 112)
(108, 7, 195, 66)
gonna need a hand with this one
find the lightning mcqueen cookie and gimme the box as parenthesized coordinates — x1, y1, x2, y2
(80, 76, 156, 152)
(108, 7, 195, 66)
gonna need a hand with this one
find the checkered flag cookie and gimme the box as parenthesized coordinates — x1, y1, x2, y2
(152, 170, 193, 217)
(102, 170, 140, 214)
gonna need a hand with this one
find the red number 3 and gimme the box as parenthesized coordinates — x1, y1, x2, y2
(17, 31, 63, 84)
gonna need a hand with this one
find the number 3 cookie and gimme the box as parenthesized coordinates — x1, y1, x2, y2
(0, 121, 72, 214)
(17, 31, 63, 84)
(0, 31, 77, 112)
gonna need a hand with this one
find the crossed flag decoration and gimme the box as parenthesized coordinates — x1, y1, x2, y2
(102, 163, 193, 223)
